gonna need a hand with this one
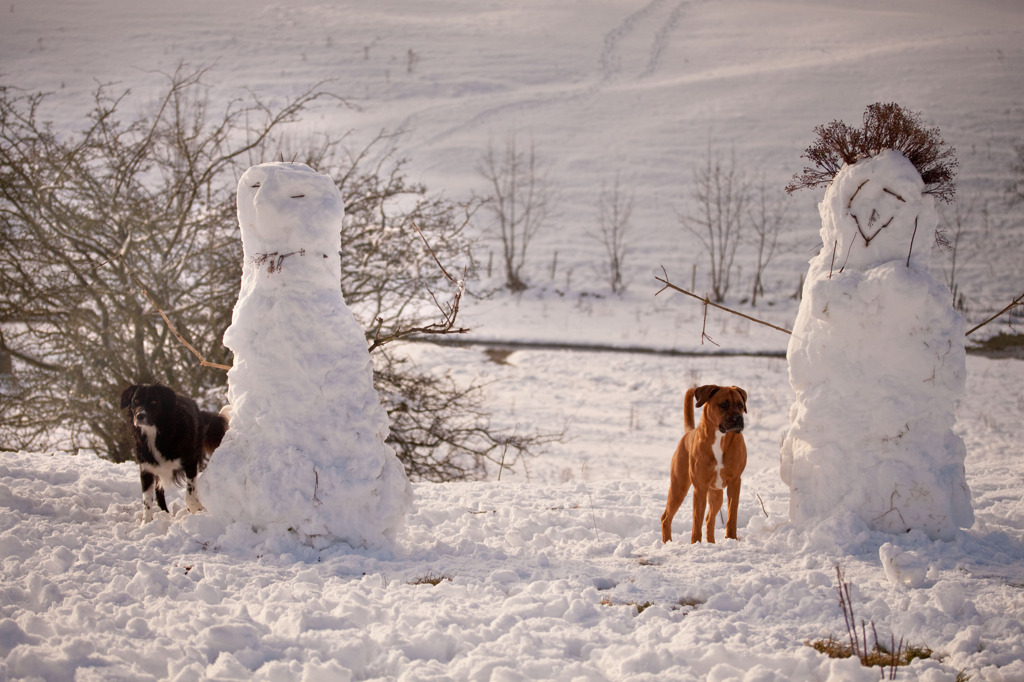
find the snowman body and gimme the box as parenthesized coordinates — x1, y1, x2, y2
(199, 162, 412, 548)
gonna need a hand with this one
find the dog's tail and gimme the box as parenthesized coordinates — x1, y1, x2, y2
(684, 386, 697, 432)
(199, 410, 229, 466)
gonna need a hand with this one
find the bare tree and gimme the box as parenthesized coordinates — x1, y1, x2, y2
(477, 133, 552, 292)
(590, 173, 634, 294)
(937, 197, 974, 308)
(936, 192, 1000, 313)
(748, 179, 788, 306)
(678, 146, 748, 303)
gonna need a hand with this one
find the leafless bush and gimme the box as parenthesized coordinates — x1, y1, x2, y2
(0, 67, 550, 481)
(748, 179, 789, 307)
(678, 146, 748, 303)
(310, 129, 479, 348)
(590, 173, 634, 294)
(477, 133, 553, 292)
(375, 351, 562, 482)
(0, 65, 310, 458)
(786, 102, 958, 203)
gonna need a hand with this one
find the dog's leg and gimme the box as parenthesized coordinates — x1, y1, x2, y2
(661, 476, 690, 543)
(726, 479, 742, 540)
(140, 471, 158, 523)
(690, 487, 708, 543)
(184, 478, 204, 513)
(705, 489, 724, 543)
(184, 476, 203, 514)
(661, 441, 691, 543)
(183, 456, 204, 514)
(155, 483, 168, 514)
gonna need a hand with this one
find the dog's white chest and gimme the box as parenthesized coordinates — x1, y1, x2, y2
(139, 424, 178, 484)
(711, 433, 725, 490)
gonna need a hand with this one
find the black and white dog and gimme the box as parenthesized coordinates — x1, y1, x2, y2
(120, 384, 228, 522)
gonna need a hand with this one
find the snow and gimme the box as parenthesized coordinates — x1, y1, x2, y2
(199, 163, 412, 549)
(782, 151, 973, 541)
(3, 353, 1024, 680)
(3, 0, 1024, 680)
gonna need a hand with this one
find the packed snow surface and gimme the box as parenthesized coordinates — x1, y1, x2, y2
(199, 163, 412, 549)
(782, 152, 973, 540)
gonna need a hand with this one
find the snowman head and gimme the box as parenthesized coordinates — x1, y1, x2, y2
(819, 150, 937, 272)
(236, 162, 345, 261)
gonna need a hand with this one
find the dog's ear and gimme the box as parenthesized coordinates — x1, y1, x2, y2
(693, 385, 720, 408)
(120, 385, 138, 410)
(735, 387, 748, 413)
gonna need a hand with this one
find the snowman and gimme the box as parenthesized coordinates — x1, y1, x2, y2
(781, 149, 973, 540)
(199, 162, 412, 549)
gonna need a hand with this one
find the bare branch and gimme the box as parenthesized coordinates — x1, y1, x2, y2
(118, 255, 231, 371)
(366, 221, 471, 352)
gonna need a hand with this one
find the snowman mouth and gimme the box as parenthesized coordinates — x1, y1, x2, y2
(851, 209, 894, 246)
(846, 178, 907, 247)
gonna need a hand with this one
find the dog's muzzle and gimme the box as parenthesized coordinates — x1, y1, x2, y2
(133, 409, 154, 428)
(719, 415, 744, 433)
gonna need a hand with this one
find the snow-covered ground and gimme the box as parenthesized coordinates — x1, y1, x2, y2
(2, 0, 1024, 680)
(3, 351, 1024, 680)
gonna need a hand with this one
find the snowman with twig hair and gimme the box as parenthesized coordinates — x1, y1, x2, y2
(781, 103, 972, 541)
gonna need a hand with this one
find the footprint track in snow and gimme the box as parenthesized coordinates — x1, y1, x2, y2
(424, 0, 690, 144)
(600, 0, 689, 82)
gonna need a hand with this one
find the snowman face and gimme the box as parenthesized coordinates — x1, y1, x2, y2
(819, 150, 933, 271)
(236, 162, 345, 261)
(846, 177, 911, 248)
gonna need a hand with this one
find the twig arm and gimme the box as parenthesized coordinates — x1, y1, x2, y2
(655, 267, 793, 336)
(966, 291, 1024, 336)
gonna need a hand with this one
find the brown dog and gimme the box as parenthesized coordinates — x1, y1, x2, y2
(661, 385, 748, 543)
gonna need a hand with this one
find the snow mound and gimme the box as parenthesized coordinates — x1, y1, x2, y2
(781, 151, 973, 541)
(198, 162, 412, 549)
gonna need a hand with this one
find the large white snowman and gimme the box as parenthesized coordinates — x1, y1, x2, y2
(780, 150, 973, 540)
(199, 162, 412, 549)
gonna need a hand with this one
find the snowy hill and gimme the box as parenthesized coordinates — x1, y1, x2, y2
(2, 0, 1022, 332)
(2, 0, 1024, 679)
